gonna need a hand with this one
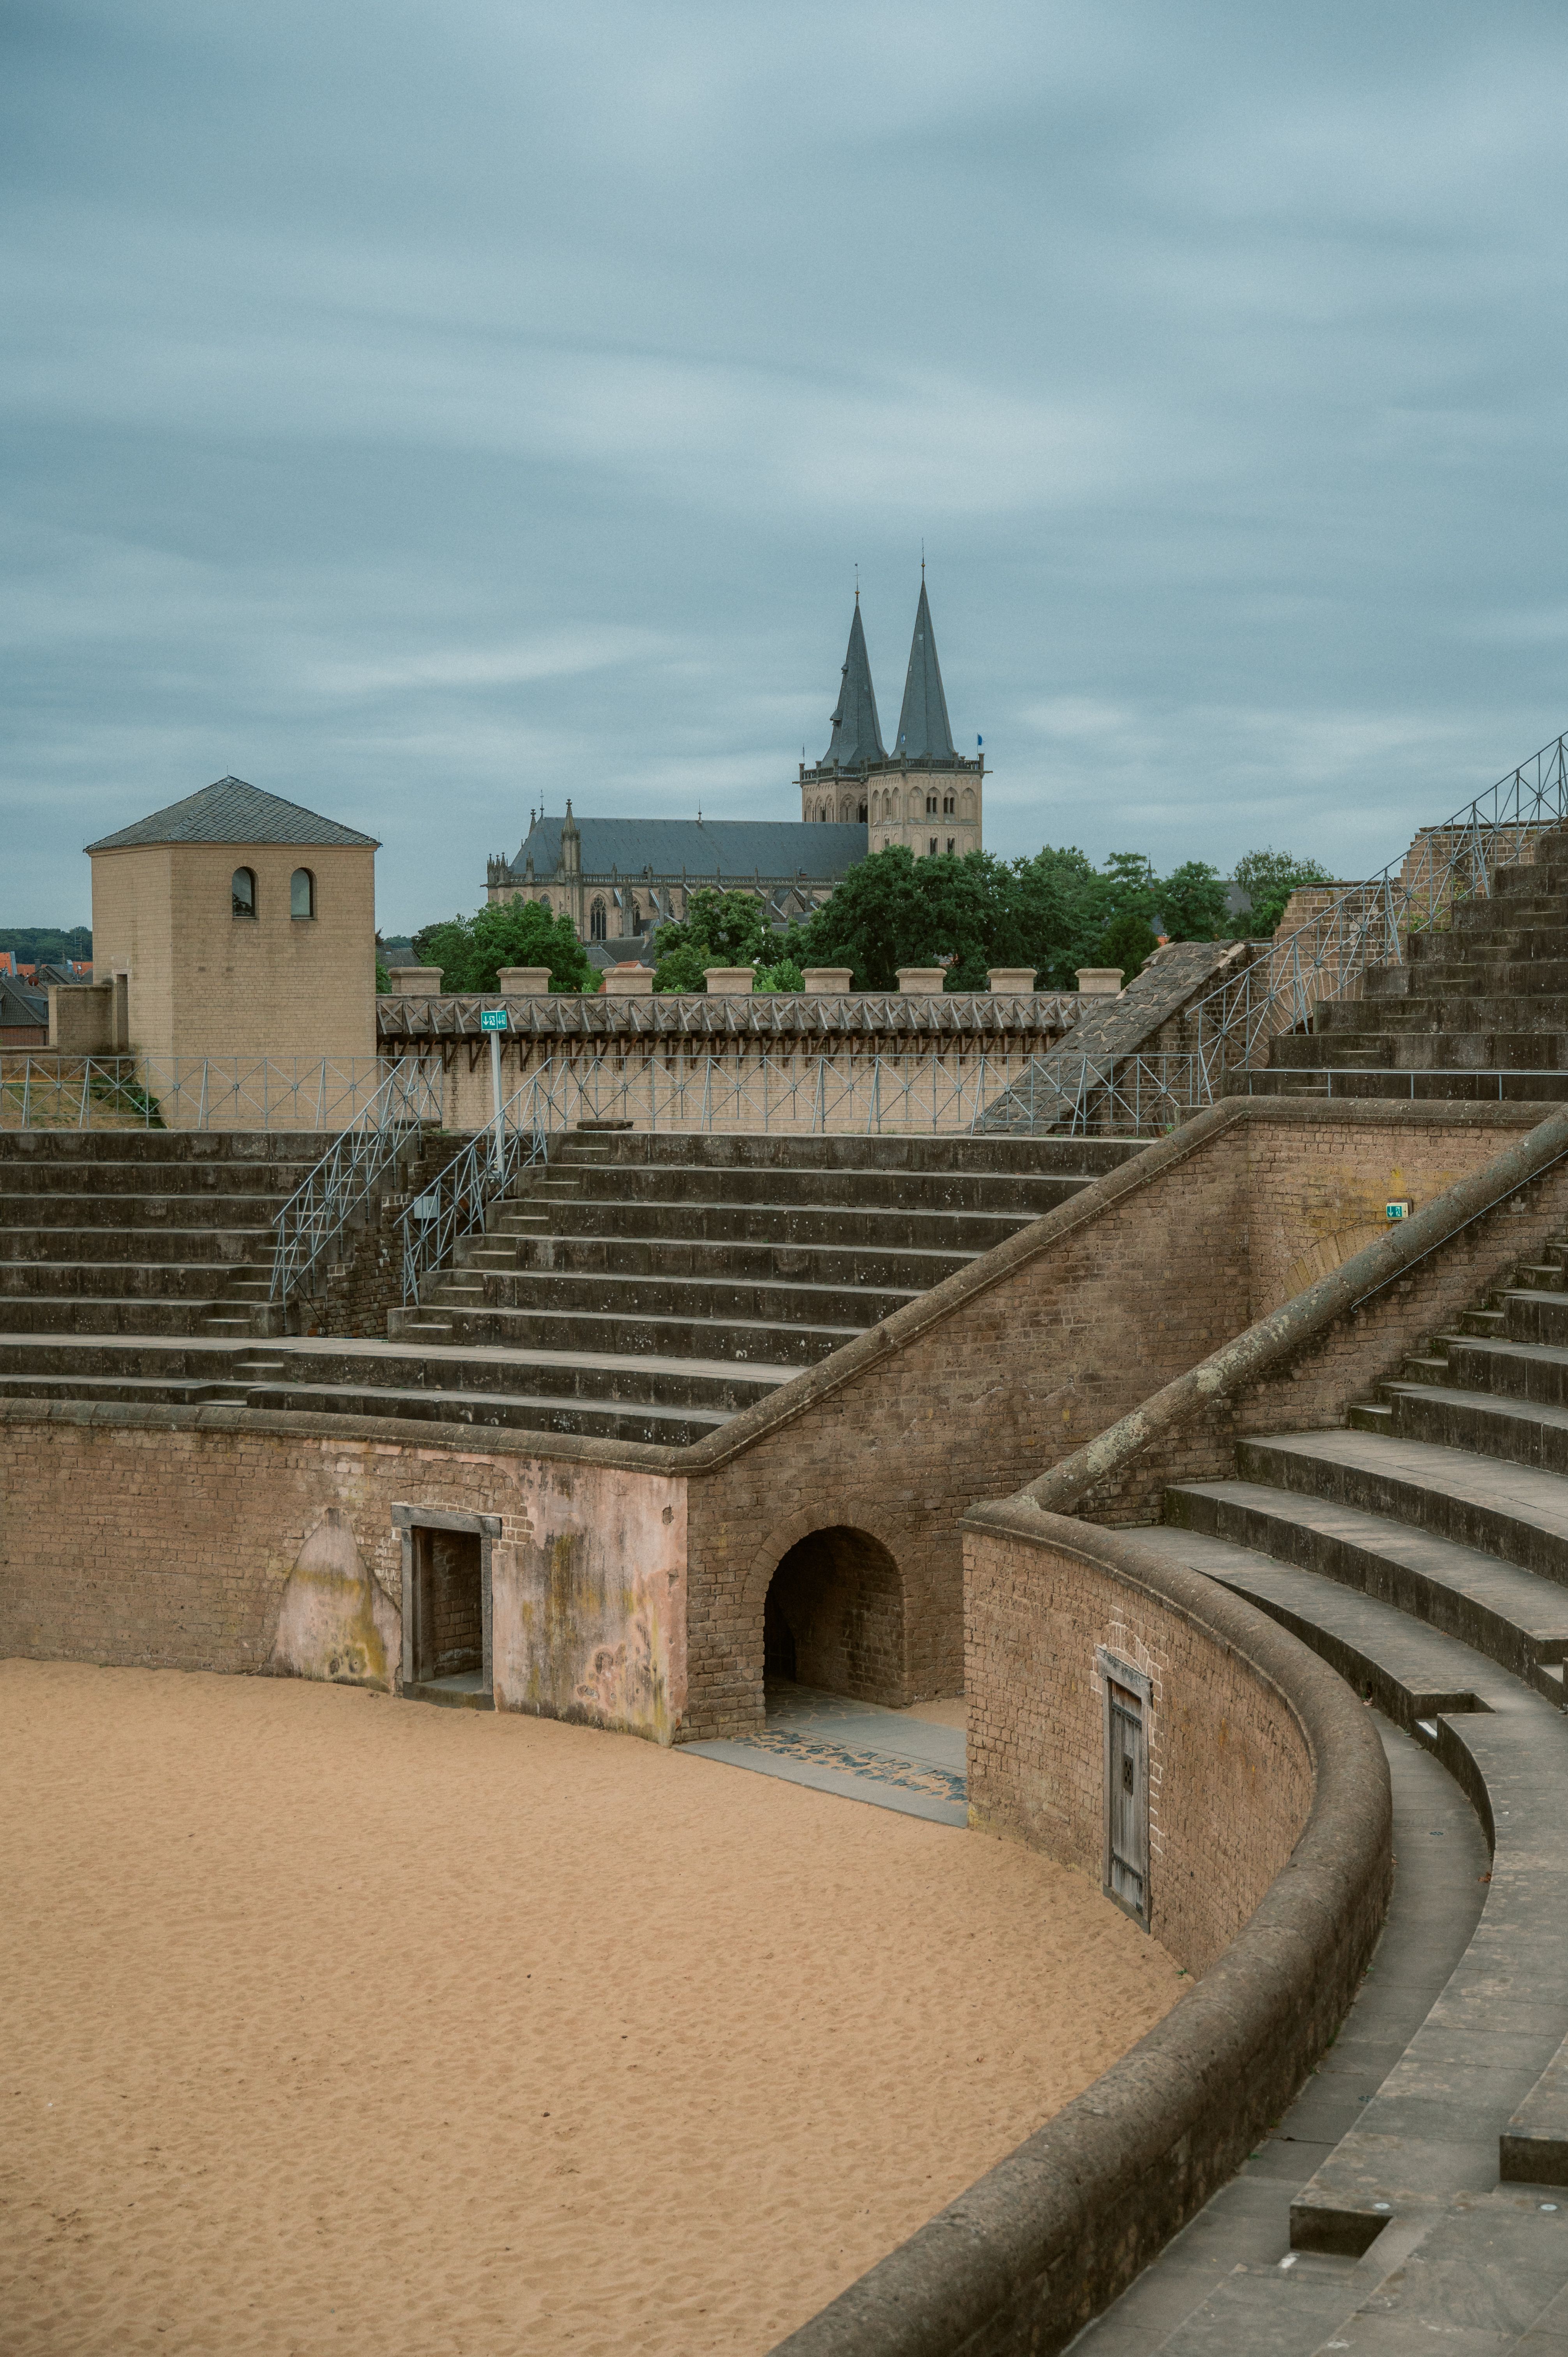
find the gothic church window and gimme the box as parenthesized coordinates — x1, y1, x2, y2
(943, 794, 955, 816)
(857, 800, 867, 821)
(591, 898, 607, 942)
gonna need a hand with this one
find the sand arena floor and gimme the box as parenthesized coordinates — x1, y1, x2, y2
(1, 1660, 1184, 2357)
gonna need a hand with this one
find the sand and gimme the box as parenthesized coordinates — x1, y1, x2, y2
(1, 1660, 1184, 2357)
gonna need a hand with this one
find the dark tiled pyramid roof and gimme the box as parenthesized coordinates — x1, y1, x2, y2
(893, 580, 957, 763)
(86, 776, 380, 853)
(821, 602, 887, 769)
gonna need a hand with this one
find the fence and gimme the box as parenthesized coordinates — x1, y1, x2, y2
(431, 1049, 1060, 1136)
(0, 1055, 400, 1132)
(267, 1062, 444, 1306)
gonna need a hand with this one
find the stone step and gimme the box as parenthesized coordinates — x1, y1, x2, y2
(231, 1378, 731, 1445)
(421, 1267, 922, 1329)
(1166, 1472, 1568, 1686)
(389, 1297, 860, 1366)
(0, 1332, 795, 1412)
(457, 1232, 979, 1291)
(0, 1225, 275, 1263)
(487, 1198, 1044, 1253)
(1375, 1381, 1568, 1480)
(519, 1164, 1104, 1215)
(0, 1295, 251, 1336)
(0, 1190, 309, 1228)
(1136, 1525, 1568, 2245)
(0, 1262, 272, 1302)
(1235, 1429, 1568, 1590)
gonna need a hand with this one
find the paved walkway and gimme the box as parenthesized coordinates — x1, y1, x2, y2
(680, 1682, 967, 1826)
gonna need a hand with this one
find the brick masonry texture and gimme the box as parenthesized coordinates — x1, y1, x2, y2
(963, 1523, 1314, 1973)
(776, 1509, 1392, 2357)
(1, 1099, 1554, 1744)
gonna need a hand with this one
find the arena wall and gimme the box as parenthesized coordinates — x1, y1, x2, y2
(0, 1100, 1554, 1741)
(774, 1512, 1393, 2357)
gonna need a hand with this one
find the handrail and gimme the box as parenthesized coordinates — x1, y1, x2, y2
(976, 728, 1568, 1134)
(397, 1088, 548, 1307)
(268, 1058, 442, 1306)
(1021, 1102, 1568, 1518)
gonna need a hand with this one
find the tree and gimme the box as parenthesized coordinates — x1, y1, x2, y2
(1094, 909, 1159, 983)
(410, 898, 595, 993)
(754, 958, 804, 993)
(1233, 848, 1335, 939)
(651, 888, 772, 991)
(1158, 860, 1230, 944)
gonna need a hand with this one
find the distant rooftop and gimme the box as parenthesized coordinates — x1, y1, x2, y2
(86, 775, 380, 853)
(503, 813, 867, 883)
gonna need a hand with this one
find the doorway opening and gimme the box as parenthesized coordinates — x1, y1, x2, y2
(762, 1525, 904, 1712)
(394, 1505, 499, 1710)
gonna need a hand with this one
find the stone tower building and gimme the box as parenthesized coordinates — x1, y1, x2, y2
(798, 579, 983, 859)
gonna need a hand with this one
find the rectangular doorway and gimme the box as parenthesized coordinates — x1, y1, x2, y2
(394, 1504, 501, 1709)
(1097, 1647, 1151, 1929)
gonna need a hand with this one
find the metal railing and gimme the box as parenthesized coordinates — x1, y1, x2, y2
(0, 1055, 399, 1131)
(398, 1098, 548, 1307)
(977, 729, 1568, 1134)
(460, 1049, 1052, 1135)
(268, 1059, 443, 1305)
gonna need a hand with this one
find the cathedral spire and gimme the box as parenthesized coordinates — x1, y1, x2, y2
(821, 601, 886, 769)
(893, 577, 956, 763)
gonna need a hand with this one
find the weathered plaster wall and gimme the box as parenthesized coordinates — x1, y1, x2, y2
(0, 1408, 686, 1742)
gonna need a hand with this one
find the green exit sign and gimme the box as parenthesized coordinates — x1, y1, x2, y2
(1386, 1198, 1413, 1222)
(479, 1008, 509, 1032)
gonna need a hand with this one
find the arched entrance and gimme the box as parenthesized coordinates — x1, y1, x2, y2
(762, 1525, 905, 1710)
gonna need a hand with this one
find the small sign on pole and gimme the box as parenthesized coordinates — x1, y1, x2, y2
(1386, 1198, 1413, 1222)
(479, 1007, 509, 1033)
(480, 1008, 508, 1168)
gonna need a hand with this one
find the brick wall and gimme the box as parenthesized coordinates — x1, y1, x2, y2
(964, 1517, 1315, 1973)
(1, 1100, 1552, 1747)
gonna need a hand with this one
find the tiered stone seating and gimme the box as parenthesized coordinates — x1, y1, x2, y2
(1248, 820, 1568, 1099)
(0, 1127, 1142, 1443)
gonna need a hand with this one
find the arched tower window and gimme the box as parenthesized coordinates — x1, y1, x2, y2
(231, 867, 256, 918)
(590, 898, 607, 941)
(537, 893, 550, 912)
(857, 800, 867, 821)
(290, 868, 316, 919)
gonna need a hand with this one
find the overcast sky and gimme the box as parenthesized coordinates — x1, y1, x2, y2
(6, 1, 1568, 931)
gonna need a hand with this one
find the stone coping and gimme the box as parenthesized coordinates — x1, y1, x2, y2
(1024, 1100, 1568, 1519)
(770, 1510, 1393, 2356)
(375, 992, 1082, 1041)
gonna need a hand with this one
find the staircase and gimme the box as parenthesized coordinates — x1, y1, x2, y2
(0, 1134, 325, 1358)
(1247, 818, 1568, 1100)
(1103, 1224, 1568, 2342)
(0, 1129, 1144, 1444)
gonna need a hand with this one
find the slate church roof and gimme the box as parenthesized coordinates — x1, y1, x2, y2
(87, 776, 380, 853)
(505, 813, 867, 883)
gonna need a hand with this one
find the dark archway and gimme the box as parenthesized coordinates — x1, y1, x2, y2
(763, 1525, 905, 1709)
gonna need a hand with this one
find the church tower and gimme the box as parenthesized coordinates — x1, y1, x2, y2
(798, 578, 983, 857)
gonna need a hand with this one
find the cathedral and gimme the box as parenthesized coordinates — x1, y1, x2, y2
(484, 579, 983, 963)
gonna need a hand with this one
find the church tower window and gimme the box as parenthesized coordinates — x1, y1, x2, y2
(591, 898, 607, 941)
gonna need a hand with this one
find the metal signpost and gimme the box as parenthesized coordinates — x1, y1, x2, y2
(479, 1007, 508, 1170)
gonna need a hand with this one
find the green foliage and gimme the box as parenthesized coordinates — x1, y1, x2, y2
(410, 898, 595, 993)
(1094, 909, 1160, 984)
(374, 957, 392, 994)
(1232, 848, 1335, 939)
(754, 959, 804, 993)
(651, 889, 771, 991)
(0, 925, 92, 965)
(1157, 860, 1229, 944)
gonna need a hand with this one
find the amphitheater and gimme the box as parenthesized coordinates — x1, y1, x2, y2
(9, 747, 1568, 2353)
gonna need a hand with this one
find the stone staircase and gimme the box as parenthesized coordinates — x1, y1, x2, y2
(1084, 1227, 1568, 2346)
(0, 1133, 324, 1352)
(0, 1129, 1142, 1445)
(1246, 819, 1568, 1101)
